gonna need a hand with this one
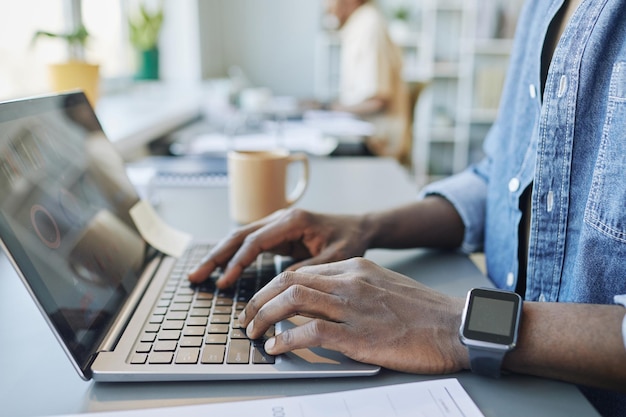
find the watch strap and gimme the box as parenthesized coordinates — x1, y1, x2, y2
(468, 347, 506, 378)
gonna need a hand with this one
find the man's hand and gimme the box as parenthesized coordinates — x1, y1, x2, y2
(188, 208, 371, 289)
(239, 257, 469, 374)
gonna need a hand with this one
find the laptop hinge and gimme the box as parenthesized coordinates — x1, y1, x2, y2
(96, 256, 163, 353)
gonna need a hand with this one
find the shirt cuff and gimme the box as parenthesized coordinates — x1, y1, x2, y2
(614, 294, 626, 351)
(418, 168, 487, 254)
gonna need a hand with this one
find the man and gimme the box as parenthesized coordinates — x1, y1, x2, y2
(189, 0, 626, 415)
(324, 0, 410, 160)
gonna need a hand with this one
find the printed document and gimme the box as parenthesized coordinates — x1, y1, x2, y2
(57, 378, 484, 417)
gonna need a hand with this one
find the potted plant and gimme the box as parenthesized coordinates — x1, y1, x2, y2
(128, 2, 164, 80)
(32, 25, 100, 106)
(388, 5, 413, 45)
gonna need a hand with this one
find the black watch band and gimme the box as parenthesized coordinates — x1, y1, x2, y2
(467, 347, 506, 378)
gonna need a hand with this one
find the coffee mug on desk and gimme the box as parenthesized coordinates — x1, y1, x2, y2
(227, 149, 309, 224)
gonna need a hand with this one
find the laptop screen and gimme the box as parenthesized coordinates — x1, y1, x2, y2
(0, 92, 150, 373)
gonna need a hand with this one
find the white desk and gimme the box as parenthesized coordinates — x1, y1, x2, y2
(0, 157, 601, 417)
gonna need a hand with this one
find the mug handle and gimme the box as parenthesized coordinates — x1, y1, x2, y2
(285, 153, 309, 207)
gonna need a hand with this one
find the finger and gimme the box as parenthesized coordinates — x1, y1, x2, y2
(293, 258, 356, 276)
(186, 257, 219, 284)
(240, 271, 323, 327)
(217, 214, 308, 288)
(187, 226, 258, 284)
(263, 319, 346, 356)
(243, 273, 346, 339)
(189, 216, 278, 286)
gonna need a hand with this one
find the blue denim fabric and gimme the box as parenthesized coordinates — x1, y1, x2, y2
(421, 0, 626, 414)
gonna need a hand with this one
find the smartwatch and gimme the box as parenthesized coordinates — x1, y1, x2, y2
(459, 287, 523, 377)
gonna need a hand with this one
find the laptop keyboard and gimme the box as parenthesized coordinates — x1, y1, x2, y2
(130, 243, 278, 366)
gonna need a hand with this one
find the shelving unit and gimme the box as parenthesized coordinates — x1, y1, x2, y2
(411, 0, 524, 186)
(314, 0, 523, 186)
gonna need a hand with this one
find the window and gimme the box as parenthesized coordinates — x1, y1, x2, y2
(82, 0, 132, 81)
(0, 0, 135, 101)
(0, 0, 67, 100)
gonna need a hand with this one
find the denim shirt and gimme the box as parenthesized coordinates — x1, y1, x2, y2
(424, 0, 626, 304)
(422, 0, 626, 413)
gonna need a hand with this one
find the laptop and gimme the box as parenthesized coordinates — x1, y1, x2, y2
(0, 91, 379, 382)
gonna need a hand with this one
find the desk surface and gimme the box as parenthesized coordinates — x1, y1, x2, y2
(0, 157, 600, 417)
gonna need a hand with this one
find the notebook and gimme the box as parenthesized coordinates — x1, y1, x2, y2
(0, 91, 379, 382)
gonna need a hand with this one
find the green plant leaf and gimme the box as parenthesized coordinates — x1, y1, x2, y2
(128, 2, 164, 50)
(32, 24, 89, 47)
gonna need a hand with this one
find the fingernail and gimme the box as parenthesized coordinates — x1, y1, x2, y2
(264, 337, 276, 353)
(238, 309, 246, 323)
(246, 320, 255, 338)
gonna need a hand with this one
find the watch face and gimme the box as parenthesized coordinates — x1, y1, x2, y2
(461, 288, 522, 346)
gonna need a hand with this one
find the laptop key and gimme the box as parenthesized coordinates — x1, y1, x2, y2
(229, 328, 247, 339)
(194, 299, 212, 308)
(149, 352, 174, 364)
(175, 348, 200, 364)
(143, 323, 160, 333)
(152, 307, 167, 315)
(183, 326, 205, 336)
(156, 299, 171, 308)
(196, 292, 214, 301)
(165, 311, 187, 320)
(213, 306, 232, 315)
(215, 297, 233, 306)
(170, 302, 191, 311)
(210, 315, 230, 324)
(177, 288, 195, 296)
(190, 307, 210, 317)
(161, 320, 185, 330)
(158, 330, 181, 340)
(187, 317, 208, 326)
(252, 346, 275, 365)
(205, 334, 228, 345)
(208, 324, 229, 334)
(173, 295, 193, 303)
(226, 339, 251, 364)
(201, 345, 225, 364)
(141, 333, 157, 343)
(180, 336, 203, 347)
(130, 353, 148, 364)
(135, 342, 152, 353)
(153, 340, 178, 351)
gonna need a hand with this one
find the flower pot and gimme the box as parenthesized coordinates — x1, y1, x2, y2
(48, 61, 100, 107)
(134, 48, 159, 80)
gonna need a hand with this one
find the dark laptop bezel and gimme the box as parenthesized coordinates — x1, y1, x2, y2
(0, 92, 152, 379)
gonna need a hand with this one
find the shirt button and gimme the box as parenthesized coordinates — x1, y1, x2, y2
(529, 84, 537, 99)
(547, 190, 554, 213)
(506, 272, 515, 287)
(508, 177, 520, 193)
(558, 75, 568, 97)
(539, 293, 546, 302)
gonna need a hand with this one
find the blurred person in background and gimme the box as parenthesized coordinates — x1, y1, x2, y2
(321, 0, 411, 161)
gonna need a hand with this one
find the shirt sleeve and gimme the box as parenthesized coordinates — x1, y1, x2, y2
(614, 294, 626, 350)
(418, 159, 489, 254)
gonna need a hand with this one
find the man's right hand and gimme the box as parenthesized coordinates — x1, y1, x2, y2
(187, 208, 371, 289)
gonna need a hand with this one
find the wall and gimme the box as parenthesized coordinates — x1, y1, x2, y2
(197, 0, 322, 98)
(160, 0, 202, 83)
